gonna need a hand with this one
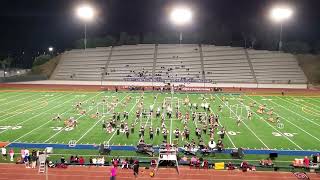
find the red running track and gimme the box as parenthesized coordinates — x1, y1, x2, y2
(0, 164, 319, 180)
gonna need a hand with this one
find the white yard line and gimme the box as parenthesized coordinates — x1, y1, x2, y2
(75, 94, 130, 143)
(0, 93, 72, 135)
(306, 98, 320, 104)
(289, 98, 320, 112)
(215, 94, 270, 149)
(11, 94, 80, 143)
(247, 95, 320, 143)
(0, 92, 35, 107)
(272, 96, 320, 127)
(281, 96, 320, 113)
(43, 92, 107, 143)
(236, 95, 303, 150)
(0, 93, 54, 120)
(169, 94, 174, 144)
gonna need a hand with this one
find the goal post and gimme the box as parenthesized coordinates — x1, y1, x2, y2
(229, 104, 245, 119)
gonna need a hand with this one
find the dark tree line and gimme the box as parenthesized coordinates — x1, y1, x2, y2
(73, 30, 320, 54)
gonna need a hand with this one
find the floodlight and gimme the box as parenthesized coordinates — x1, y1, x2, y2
(76, 5, 95, 21)
(170, 7, 192, 25)
(48, 47, 54, 52)
(270, 7, 293, 22)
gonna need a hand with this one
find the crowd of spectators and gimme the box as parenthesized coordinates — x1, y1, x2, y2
(2, 146, 319, 173)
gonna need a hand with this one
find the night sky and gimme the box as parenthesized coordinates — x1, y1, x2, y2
(1, 0, 320, 67)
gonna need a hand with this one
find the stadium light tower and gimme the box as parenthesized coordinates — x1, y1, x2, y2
(170, 6, 193, 44)
(270, 6, 293, 51)
(76, 4, 95, 50)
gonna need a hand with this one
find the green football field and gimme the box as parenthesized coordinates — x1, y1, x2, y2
(0, 90, 319, 151)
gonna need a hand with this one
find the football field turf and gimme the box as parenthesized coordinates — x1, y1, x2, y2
(0, 90, 319, 151)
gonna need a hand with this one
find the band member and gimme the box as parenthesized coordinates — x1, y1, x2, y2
(149, 128, 154, 140)
(192, 112, 196, 121)
(163, 129, 168, 140)
(237, 117, 241, 127)
(247, 111, 252, 120)
(257, 104, 266, 114)
(116, 113, 121, 121)
(195, 128, 201, 138)
(219, 127, 226, 139)
(178, 111, 182, 120)
(185, 112, 190, 121)
(267, 108, 273, 116)
(136, 110, 141, 119)
(185, 129, 190, 140)
(139, 126, 145, 137)
(174, 128, 180, 139)
(125, 126, 129, 139)
(156, 107, 161, 118)
(131, 123, 135, 134)
(202, 125, 207, 135)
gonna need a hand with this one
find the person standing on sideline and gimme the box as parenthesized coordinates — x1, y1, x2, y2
(1, 147, 7, 160)
(110, 164, 117, 180)
(133, 160, 139, 178)
(9, 148, 14, 161)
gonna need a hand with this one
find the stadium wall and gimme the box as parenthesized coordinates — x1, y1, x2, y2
(3, 80, 308, 89)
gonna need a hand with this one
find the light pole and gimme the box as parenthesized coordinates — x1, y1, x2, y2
(169, 6, 193, 44)
(76, 4, 95, 50)
(270, 6, 293, 51)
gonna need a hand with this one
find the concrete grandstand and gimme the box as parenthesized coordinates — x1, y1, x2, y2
(51, 44, 307, 86)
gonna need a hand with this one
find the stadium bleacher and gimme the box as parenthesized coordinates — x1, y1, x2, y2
(52, 44, 307, 84)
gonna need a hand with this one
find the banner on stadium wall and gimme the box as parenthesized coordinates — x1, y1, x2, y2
(181, 87, 211, 91)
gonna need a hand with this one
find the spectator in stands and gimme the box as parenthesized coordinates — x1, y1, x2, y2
(303, 156, 310, 168)
(9, 148, 14, 161)
(1, 147, 7, 160)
